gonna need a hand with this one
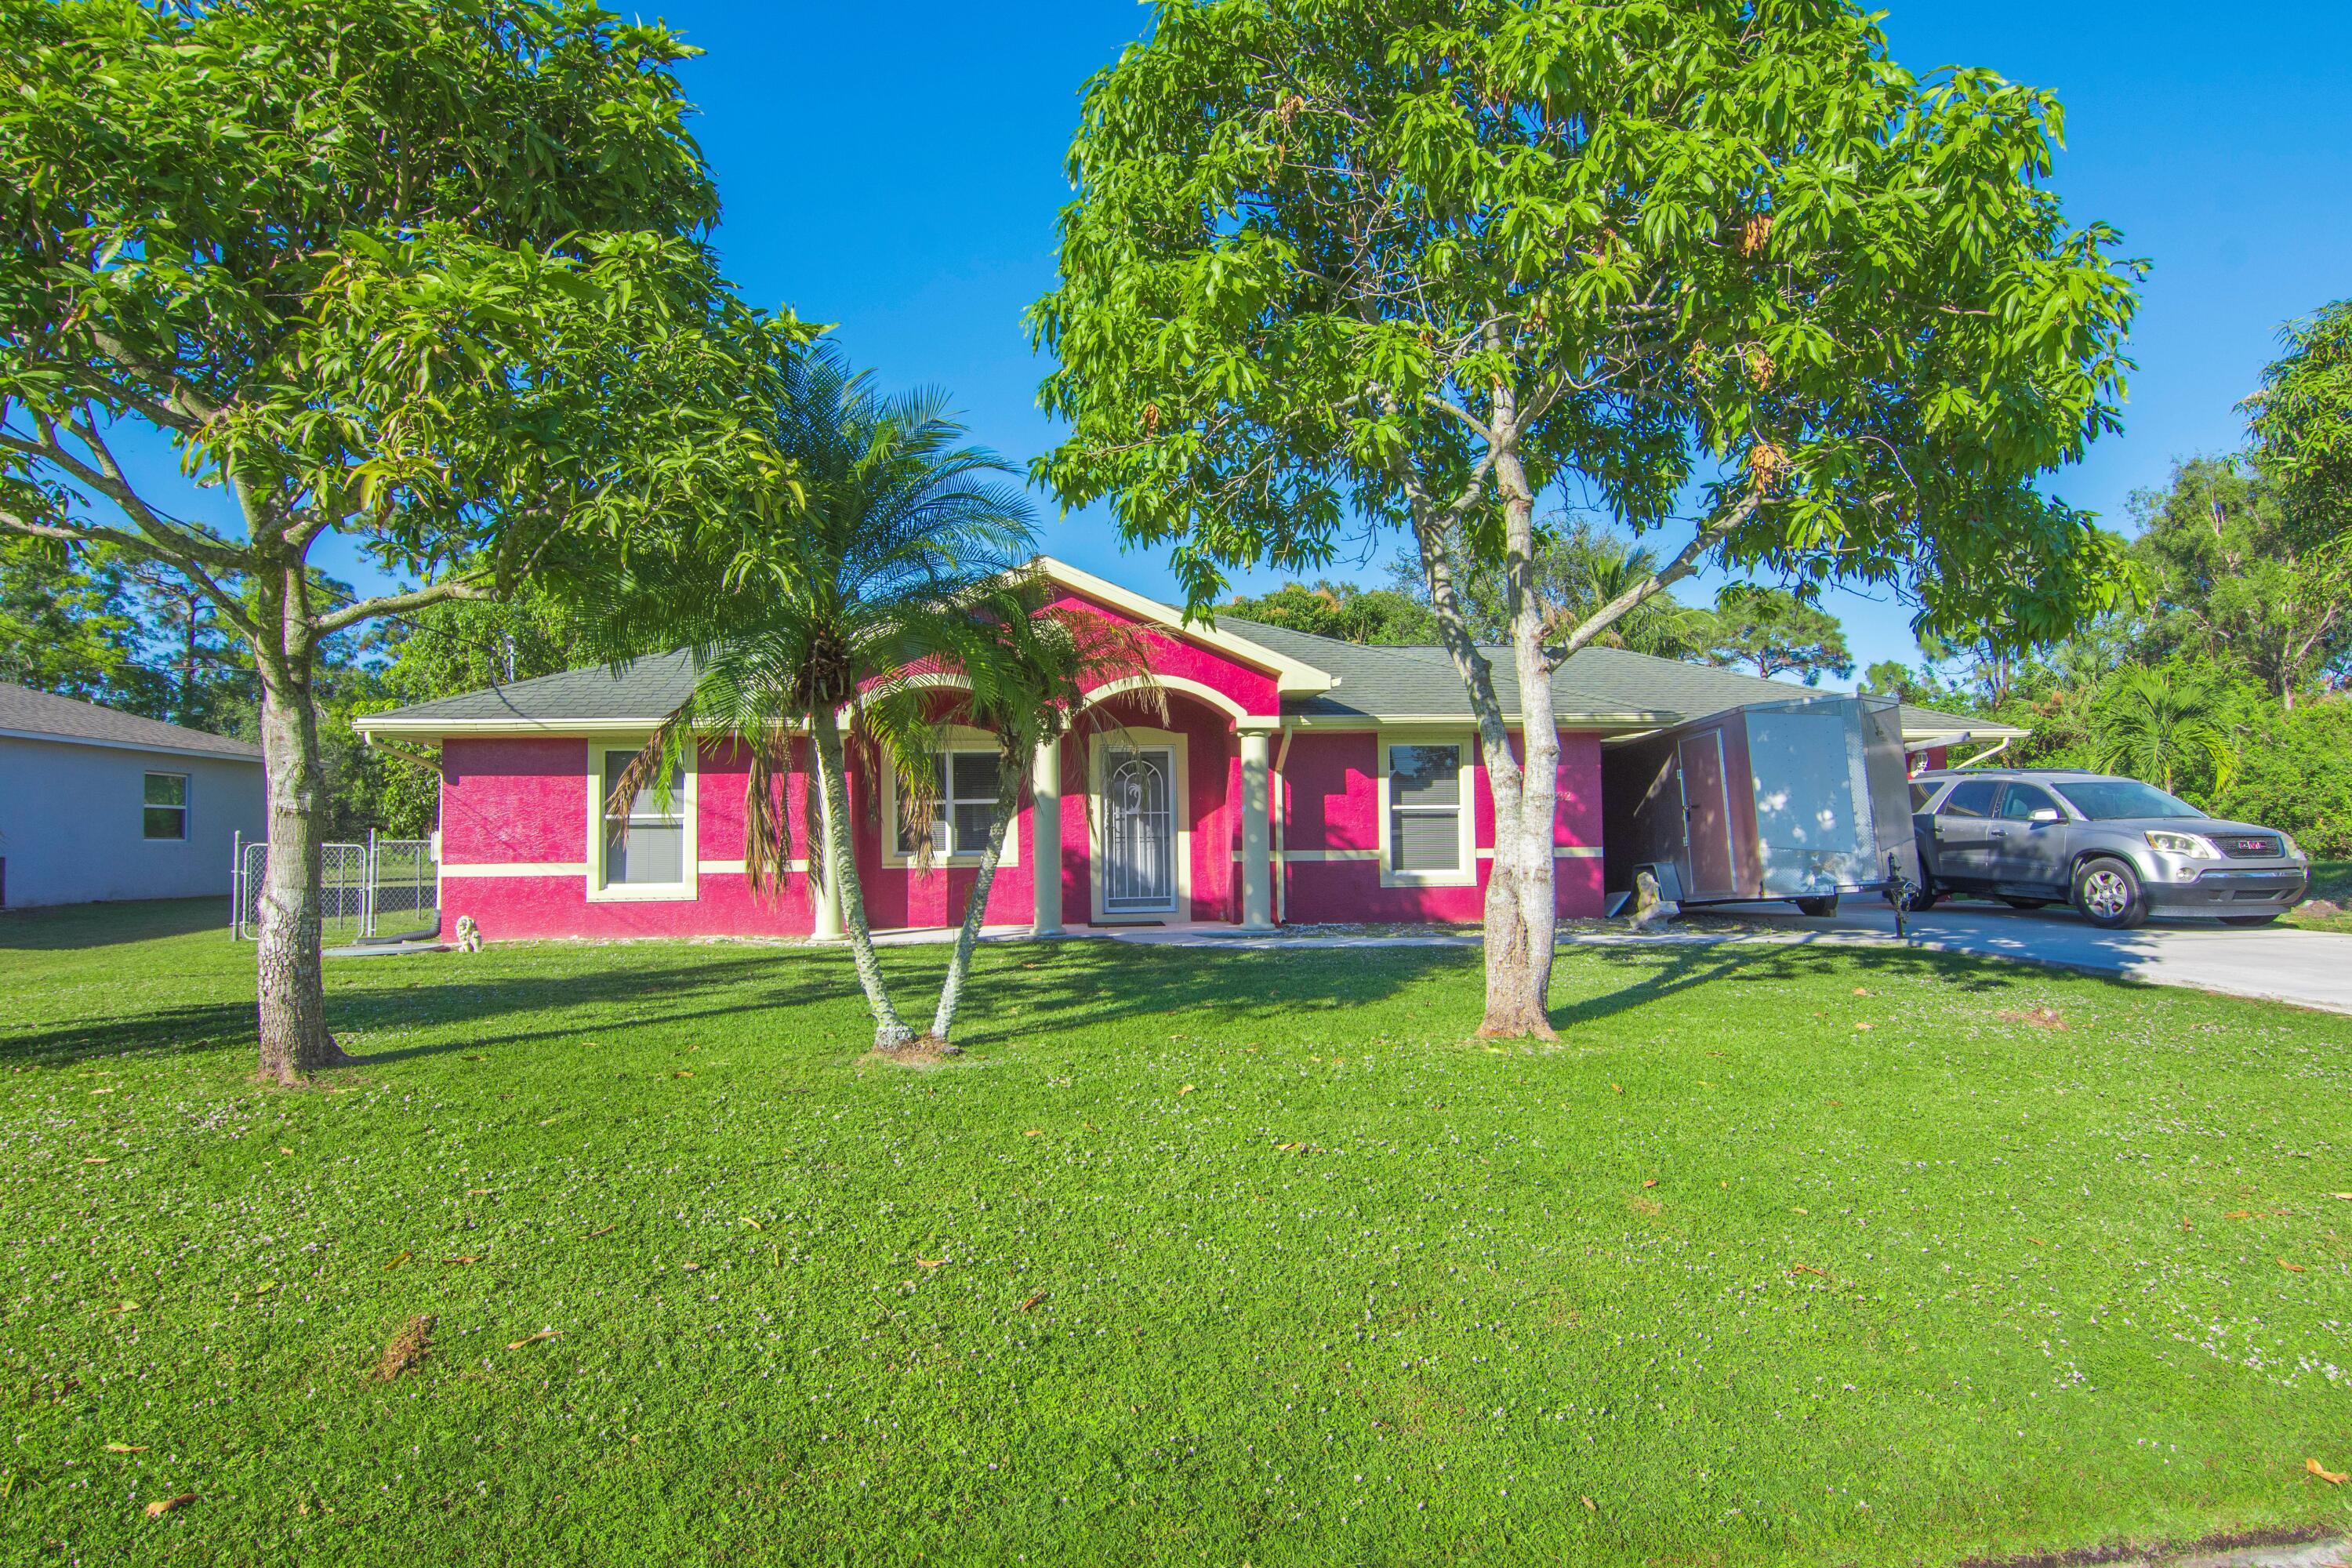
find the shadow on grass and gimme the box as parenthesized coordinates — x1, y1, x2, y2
(0, 920, 2125, 1075)
(0, 896, 233, 950)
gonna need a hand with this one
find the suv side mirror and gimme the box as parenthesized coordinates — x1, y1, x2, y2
(2030, 807, 2062, 824)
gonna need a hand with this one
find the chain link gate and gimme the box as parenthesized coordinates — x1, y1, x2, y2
(233, 832, 438, 945)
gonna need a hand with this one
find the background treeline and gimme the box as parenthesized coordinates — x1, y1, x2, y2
(0, 535, 576, 841)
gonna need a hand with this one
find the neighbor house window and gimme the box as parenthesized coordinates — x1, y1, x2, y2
(143, 772, 188, 841)
(1381, 739, 1472, 884)
(599, 749, 688, 890)
(893, 748, 1012, 861)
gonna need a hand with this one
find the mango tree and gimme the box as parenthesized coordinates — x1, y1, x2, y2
(0, 0, 802, 1080)
(1033, 0, 2140, 1036)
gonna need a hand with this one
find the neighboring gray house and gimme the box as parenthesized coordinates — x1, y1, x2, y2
(0, 683, 264, 909)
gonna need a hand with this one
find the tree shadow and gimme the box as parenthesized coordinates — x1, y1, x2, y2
(0, 922, 2142, 1077)
(0, 896, 233, 950)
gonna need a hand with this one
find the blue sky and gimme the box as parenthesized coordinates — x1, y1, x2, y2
(325, 1, 2352, 677)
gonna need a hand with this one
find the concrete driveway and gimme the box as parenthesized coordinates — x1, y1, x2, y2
(1713, 899, 2352, 1016)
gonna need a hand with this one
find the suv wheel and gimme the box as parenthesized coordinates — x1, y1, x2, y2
(2074, 857, 2148, 931)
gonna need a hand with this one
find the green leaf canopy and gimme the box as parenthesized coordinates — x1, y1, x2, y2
(1033, 0, 2143, 652)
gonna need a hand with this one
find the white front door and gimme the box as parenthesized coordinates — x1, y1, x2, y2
(1103, 747, 1177, 913)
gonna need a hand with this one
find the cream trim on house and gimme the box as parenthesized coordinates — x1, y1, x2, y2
(1087, 726, 1192, 922)
(1032, 556, 1333, 696)
(586, 737, 699, 902)
(1375, 731, 1479, 889)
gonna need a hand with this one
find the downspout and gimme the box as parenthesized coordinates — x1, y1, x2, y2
(1954, 736, 2013, 770)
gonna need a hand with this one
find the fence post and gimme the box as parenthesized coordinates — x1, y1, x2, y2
(231, 830, 241, 940)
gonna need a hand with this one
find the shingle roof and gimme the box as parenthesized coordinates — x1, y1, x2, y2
(354, 650, 701, 731)
(0, 682, 262, 760)
(1218, 618, 2020, 739)
(354, 618, 2020, 742)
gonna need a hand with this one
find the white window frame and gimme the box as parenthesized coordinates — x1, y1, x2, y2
(1087, 728, 1190, 922)
(1377, 732, 1475, 888)
(880, 728, 1021, 869)
(586, 738, 698, 902)
(142, 771, 190, 843)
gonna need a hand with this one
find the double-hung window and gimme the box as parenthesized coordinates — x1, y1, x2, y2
(143, 772, 189, 841)
(1381, 738, 1471, 885)
(894, 748, 1012, 862)
(595, 747, 693, 896)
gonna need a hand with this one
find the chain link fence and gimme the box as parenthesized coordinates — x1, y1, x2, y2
(234, 833, 438, 946)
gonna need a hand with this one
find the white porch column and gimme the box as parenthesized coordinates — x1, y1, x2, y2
(812, 779, 844, 942)
(1239, 725, 1274, 931)
(1030, 735, 1064, 936)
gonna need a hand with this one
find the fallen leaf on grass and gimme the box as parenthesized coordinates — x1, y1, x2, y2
(506, 1329, 560, 1350)
(2224, 1210, 2255, 1220)
(103, 1301, 138, 1316)
(382, 1250, 411, 1272)
(144, 1493, 197, 1519)
(1852, 987, 1871, 997)
(1610, 1083, 1623, 1096)
(1641, 1179, 1659, 1189)
(253, 1281, 277, 1294)
(373, 1314, 435, 1381)
(739, 1218, 764, 1231)
(680, 1262, 700, 1272)
(672, 1070, 693, 1080)
(278, 1146, 293, 1156)
(1018, 1294, 1044, 1312)
(1853, 1022, 1874, 1033)
(1023, 1129, 1044, 1138)
(1178, 1084, 1195, 1096)
(1791, 1207, 1809, 1215)
(1791, 1264, 1829, 1278)
(443, 1255, 478, 1266)
(1582, 1496, 1597, 1512)
(82, 1156, 110, 1165)
(2279, 1258, 2307, 1273)
(1998, 1007, 2067, 1030)
(466, 1188, 492, 1196)
(2180, 1216, 2194, 1231)
(2309, 1459, 2348, 1485)
(90, 1086, 114, 1094)
(915, 1258, 946, 1269)
(105, 1443, 147, 1454)
(583, 1224, 618, 1240)
(2332, 1193, 2352, 1202)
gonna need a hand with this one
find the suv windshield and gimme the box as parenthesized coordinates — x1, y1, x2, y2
(2053, 779, 2202, 821)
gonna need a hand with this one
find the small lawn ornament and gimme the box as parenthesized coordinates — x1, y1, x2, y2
(453, 914, 484, 953)
(1628, 869, 1678, 934)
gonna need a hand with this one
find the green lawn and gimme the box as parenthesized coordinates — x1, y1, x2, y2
(3, 902, 2348, 1566)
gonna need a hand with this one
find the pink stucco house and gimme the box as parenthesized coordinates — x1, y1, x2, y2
(353, 559, 2003, 942)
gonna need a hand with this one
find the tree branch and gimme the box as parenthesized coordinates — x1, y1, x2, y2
(1544, 492, 1762, 664)
(314, 576, 491, 635)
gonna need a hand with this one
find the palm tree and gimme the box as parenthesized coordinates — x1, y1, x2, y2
(592, 344, 1036, 1051)
(2089, 664, 2237, 796)
(902, 599, 1163, 1049)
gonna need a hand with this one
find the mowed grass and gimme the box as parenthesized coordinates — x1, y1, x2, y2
(3, 902, 2350, 1566)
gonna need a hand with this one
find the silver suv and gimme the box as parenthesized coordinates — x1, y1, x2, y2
(1909, 769, 2310, 930)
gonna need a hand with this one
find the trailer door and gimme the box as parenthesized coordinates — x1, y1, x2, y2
(1678, 731, 1737, 898)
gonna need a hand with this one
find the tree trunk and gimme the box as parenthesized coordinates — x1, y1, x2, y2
(1406, 467, 1559, 1040)
(927, 751, 1024, 1046)
(1477, 441, 1561, 1041)
(254, 662, 347, 1082)
(811, 705, 916, 1051)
